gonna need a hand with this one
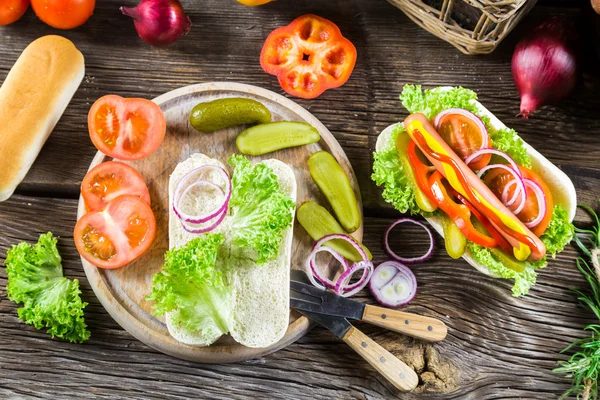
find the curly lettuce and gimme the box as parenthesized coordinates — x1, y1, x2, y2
(5, 233, 90, 343)
(228, 155, 295, 264)
(149, 233, 231, 342)
(372, 84, 573, 296)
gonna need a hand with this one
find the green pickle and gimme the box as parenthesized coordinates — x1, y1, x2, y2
(236, 121, 320, 156)
(297, 201, 372, 262)
(190, 98, 271, 133)
(441, 216, 466, 259)
(395, 132, 437, 213)
(308, 151, 361, 233)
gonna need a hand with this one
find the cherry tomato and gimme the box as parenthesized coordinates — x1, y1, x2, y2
(31, 0, 94, 30)
(88, 95, 166, 161)
(74, 194, 156, 269)
(81, 161, 151, 212)
(484, 166, 554, 236)
(435, 111, 491, 171)
(0, 0, 29, 26)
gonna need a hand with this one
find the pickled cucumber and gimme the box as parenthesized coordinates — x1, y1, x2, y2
(489, 248, 526, 273)
(308, 151, 361, 233)
(236, 121, 320, 156)
(297, 201, 372, 262)
(441, 216, 466, 259)
(190, 98, 271, 133)
(395, 131, 437, 213)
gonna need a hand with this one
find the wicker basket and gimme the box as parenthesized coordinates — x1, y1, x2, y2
(387, 0, 537, 55)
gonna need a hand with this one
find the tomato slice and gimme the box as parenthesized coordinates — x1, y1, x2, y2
(81, 161, 151, 212)
(74, 194, 156, 269)
(88, 95, 166, 161)
(484, 166, 554, 236)
(260, 14, 357, 99)
(434, 109, 491, 171)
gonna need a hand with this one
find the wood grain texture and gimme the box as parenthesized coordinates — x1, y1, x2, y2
(0, 0, 599, 398)
(76, 82, 363, 363)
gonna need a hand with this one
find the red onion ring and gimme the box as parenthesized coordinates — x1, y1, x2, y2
(433, 108, 489, 162)
(464, 148, 521, 176)
(369, 261, 417, 307)
(307, 246, 349, 290)
(477, 164, 527, 214)
(334, 260, 374, 298)
(523, 178, 547, 228)
(180, 207, 227, 234)
(173, 165, 231, 224)
(384, 219, 434, 264)
(312, 234, 368, 261)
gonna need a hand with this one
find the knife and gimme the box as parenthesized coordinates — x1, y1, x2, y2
(291, 269, 447, 342)
(294, 307, 419, 392)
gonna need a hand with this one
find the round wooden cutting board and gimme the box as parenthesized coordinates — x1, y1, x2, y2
(77, 82, 364, 363)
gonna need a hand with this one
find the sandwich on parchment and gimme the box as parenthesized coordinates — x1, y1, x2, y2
(150, 153, 297, 348)
(373, 85, 576, 296)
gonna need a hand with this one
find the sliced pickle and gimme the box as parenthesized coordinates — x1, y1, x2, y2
(441, 216, 466, 259)
(395, 131, 437, 213)
(297, 201, 372, 262)
(489, 248, 526, 273)
(308, 151, 361, 233)
(190, 98, 271, 133)
(236, 121, 320, 156)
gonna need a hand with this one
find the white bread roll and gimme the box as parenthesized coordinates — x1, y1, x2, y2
(0, 35, 85, 201)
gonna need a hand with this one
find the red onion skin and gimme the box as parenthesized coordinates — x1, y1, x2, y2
(121, 0, 192, 47)
(512, 17, 578, 119)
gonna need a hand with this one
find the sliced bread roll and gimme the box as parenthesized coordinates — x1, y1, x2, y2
(375, 100, 577, 278)
(228, 159, 297, 348)
(166, 154, 297, 348)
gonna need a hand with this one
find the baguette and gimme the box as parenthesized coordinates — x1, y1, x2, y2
(375, 98, 577, 278)
(0, 35, 85, 201)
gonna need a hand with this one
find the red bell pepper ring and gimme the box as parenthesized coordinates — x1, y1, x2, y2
(260, 14, 357, 99)
(428, 171, 497, 248)
(451, 187, 514, 255)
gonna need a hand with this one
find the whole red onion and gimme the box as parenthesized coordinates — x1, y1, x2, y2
(512, 17, 578, 119)
(121, 0, 192, 47)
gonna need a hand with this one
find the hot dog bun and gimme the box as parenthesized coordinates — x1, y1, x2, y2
(0, 35, 85, 202)
(375, 97, 576, 277)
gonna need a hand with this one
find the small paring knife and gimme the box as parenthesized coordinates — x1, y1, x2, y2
(290, 269, 447, 342)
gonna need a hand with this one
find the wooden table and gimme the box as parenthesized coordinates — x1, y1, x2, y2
(1, 0, 599, 398)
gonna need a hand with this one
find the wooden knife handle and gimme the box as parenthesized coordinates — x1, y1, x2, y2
(342, 326, 418, 392)
(362, 304, 447, 342)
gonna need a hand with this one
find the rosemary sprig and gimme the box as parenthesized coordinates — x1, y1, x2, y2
(554, 204, 600, 400)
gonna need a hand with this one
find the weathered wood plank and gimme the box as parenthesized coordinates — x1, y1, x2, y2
(0, 194, 593, 399)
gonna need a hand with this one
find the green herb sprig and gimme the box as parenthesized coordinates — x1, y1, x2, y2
(554, 205, 600, 400)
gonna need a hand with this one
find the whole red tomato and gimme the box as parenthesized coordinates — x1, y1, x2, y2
(0, 0, 29, 26)
(31, 0, 95, 29)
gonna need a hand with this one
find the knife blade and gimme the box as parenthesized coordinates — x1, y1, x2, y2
(294, 308, 353, 339)
(290, 271, 365, 320)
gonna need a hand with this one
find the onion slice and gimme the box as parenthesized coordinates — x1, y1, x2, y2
(180, 207, 227, 234)
(369, 261, 417, 307)
(313, 234, 368, 261)
(477, 164, 527, 214)
(307, 246, 349, 290)
(173, 165, 231, 224)
(433, 108, 489, 164)
(334, 260, 374, 297)
(384, 219, 434, 264)
(522, 178, 547, 228)
(465, 148, 521, 176)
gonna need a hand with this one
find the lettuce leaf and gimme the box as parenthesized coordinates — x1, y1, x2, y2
(149, 233, 231, 341)
(228, 155, 295, 264)
(467, 242, 537, 297)
(489, 128, 532, 168)
(541, 205, 575, 257)
(371, 124, 422, 215)
(400, 84, 482, 120)
(5, 233, 90, 343)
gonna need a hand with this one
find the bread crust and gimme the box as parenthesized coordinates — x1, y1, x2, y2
(0, 35, 85, 201)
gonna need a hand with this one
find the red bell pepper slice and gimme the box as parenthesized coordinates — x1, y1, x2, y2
(451, 188, 514, 254)
(260, 14, 357, 99)
(428, 171, 497, 248)
(407, 139, 437, 204)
